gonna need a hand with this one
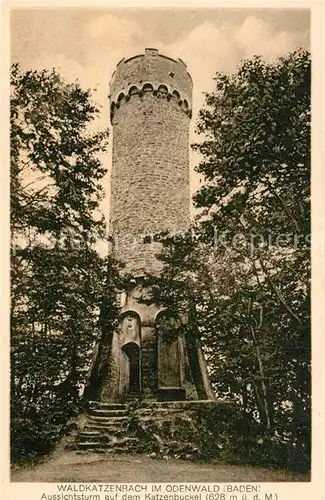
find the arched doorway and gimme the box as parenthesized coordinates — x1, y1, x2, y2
(120, 312, 141, 401)
(121, 342, 140, 397)
(155, 311, 185, 401)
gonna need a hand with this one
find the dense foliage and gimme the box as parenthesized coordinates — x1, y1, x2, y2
(10, 65, 121, 462)
(146, 50, 311, 471)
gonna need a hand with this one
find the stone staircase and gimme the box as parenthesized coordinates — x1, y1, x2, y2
(74, 402, 141, 454)
(72, 400, 235, 458)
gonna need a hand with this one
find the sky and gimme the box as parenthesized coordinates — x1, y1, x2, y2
(10, 8, 310, 229)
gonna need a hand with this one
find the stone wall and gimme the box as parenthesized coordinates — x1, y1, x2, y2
(130, 400, 236, 460)
(109, 48, 192, 276)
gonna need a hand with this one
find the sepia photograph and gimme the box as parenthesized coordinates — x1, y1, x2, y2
(6, 3, 320, 490)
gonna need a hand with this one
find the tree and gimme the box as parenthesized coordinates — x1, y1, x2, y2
(10, 64, 121, 462)
(146, 50, 311, 471)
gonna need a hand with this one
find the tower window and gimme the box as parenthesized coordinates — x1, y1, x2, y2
(158, 84, 168, 94)
(129, 86, 139, 96)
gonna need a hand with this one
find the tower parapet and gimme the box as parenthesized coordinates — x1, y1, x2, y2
(110, 47, 192, 123)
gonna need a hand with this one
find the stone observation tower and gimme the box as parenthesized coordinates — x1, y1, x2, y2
(100, 48, 216, 404)
(87, 49, 215, 404)
(73, 49, 233, 457)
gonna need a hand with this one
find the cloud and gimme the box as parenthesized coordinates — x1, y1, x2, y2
(234, 16, 272, 51)
(85, 14, 140, 44)
(233, 15, 305, 62)
(169, 22, 239, 73)
(167, 22, 240, 108)
(82, 13, 143, 68)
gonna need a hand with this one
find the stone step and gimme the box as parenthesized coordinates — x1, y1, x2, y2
(84, 422, 127, 431)
(84, 423, 128, 433)
(76, 438, 140, 450)
(88, 402, 127, 410)
(77, 447, 142, 455)
(80, 430, 101, 436)
(84, 426, 129, 433)
(77, 435, 139, 443)
(78, 435, 138, 445)
(78, 434, 110, 443)
(82, 429, 129, 439)
(87, 415, 129, 423)
(90, 409, 129, 417)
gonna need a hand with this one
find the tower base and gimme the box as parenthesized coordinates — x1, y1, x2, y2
(68, 400, 236, 461)
(87, 280, 216, 404)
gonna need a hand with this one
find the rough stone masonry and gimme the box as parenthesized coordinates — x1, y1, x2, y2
(110, 47, 192, 276)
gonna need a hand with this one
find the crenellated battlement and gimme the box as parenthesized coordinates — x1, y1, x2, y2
(109, 47, 192, 124)
(110, 82, 192, 122)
